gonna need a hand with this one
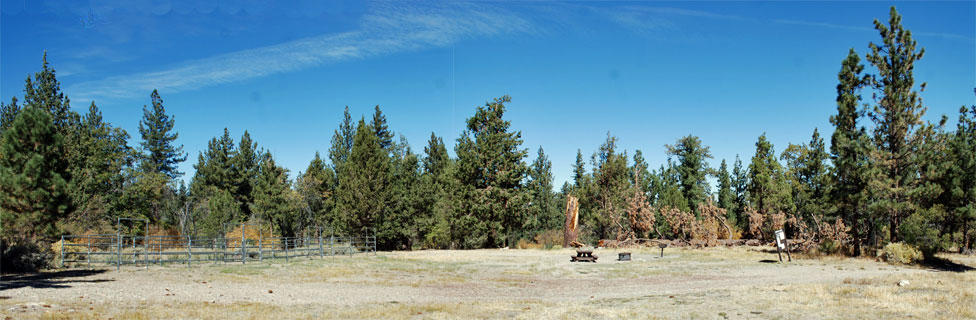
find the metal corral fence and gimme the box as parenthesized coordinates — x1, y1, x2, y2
(58, 231, 376, 270)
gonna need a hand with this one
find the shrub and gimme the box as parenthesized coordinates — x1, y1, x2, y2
(898, 210, 948, 259)
(515, 238, 541, 249)
(533, 229, 563, 249)
(878, 242, 923, 265)
(2, 240, 52, 273)
(819, 240, 842, 255)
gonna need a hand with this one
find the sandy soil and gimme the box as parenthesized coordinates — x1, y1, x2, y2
(2, 246, 973, 319)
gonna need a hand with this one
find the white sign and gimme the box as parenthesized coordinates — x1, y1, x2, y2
(774, 229, 786, 249)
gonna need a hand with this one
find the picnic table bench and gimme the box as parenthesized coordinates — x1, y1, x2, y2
(571, 249, 598, 262)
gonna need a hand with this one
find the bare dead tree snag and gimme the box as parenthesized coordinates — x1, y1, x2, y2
(564, 195, 580, 247)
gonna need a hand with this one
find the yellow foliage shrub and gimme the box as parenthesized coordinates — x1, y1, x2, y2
(878, 242, 922, 265)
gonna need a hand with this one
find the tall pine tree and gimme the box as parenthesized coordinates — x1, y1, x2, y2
(865, 6, 928, 242)
(453, 96, 528, 248)
(0, 108, 70, 245)
(138, 89, 186, 179)
(665, 135, 713, 215)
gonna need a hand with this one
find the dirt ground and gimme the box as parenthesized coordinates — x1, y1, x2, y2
(2, 246, 974, 319)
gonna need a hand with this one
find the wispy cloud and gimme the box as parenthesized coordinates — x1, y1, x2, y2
(592, 5, 749, 35)
(67, 3, 534, 102)
(774, 19, 973, 42)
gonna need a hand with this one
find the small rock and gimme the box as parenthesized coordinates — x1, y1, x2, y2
(268, 289, 273, 294)
(898, 280, 910, 287)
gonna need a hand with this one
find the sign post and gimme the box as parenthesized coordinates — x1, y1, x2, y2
(774, 229, 791, 263)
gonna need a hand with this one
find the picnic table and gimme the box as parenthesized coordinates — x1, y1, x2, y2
(571, 249, 598, 262)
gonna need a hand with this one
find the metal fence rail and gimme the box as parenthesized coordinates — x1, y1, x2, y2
(59, 231, 377, 270)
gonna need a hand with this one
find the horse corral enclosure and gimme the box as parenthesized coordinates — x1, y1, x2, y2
(56, 225, 376, 270)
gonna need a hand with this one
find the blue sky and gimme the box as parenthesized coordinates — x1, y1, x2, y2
(2, 1, 974, 189)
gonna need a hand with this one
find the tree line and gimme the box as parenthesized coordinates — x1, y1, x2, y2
(0, 7, 972, 271)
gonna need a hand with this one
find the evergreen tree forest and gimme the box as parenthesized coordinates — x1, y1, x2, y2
(0, 7, 973, 271)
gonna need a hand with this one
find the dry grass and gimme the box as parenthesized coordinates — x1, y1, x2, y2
(3, 247, 974, 319)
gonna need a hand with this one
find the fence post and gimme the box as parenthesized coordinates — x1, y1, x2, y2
(259, 236, 263, 262)
(187, 237, 192, 268)
(241, 224, 247, 265)
(115, 233, 119, 271)
(285, 238, 289, 262)
(59, 235, 65, 269)
(87, 234, 92, 269)
(319, 230, 324, 259)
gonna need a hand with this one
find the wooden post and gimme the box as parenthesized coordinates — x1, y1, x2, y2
(187, 237, 192, 268)
(241, 224, 246, 264)
(60, 235, 65, 269)
(785, 238, 792, 262)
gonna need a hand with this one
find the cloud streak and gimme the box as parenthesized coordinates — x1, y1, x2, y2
(68, 3, 534, 102)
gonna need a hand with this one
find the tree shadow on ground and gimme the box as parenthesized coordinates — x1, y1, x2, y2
(920, 257, 975, 273)
(0, 269, 112, 290)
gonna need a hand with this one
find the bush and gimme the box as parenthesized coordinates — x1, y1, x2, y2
(2, 240, 53, 273)
(533, 229, 563, 249)
(898, 210, 948, 259)
(878, 242, 923, 265)
(819, 240, 842, 255)
(515, 238, 541, 249)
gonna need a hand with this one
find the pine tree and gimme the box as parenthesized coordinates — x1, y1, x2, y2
(865, 6, 928, 242)
(453, 95, 528, 248)
(572, 149, 586, 190)
(748, 133, 794, 239)
(0, 107, 70, 243)
(421, 134, 454, 249)
(251, 152, 296, 237)
(717, 159, 737, 225)
(422, 132, 449, 176)
(128, 88, 185, 226)
(68, 102, 134, 229)
(295, 152, 336, 233)
(191, 128, 238, 198)
(527, 146, 559, 232)
(782, 128, 834, 233)
(731, 155, 749, 222)
(665, 135, 713, 215)
(652, 160, 689, 212)
(138, 89, 186, 179)
(945, 106, 976, 252)
(0, 97, 21, 135)
(233, 131, 260, 220)
(23, 52, 74, 132)
(384, 137, 421, 249)
(329, 106, 356, 174)
(371, 106, 395, 151)
(589, 133, 630, 240)
(632, 150, 652, 194)
(188, 128, 240, 233)
(335, 119, 389, 238)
